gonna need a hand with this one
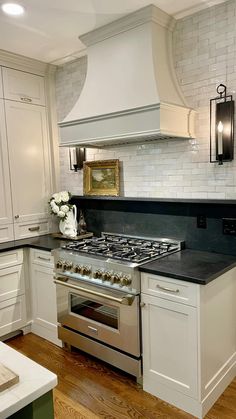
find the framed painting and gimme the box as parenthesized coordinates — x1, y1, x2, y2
(83, 159, 120, 196)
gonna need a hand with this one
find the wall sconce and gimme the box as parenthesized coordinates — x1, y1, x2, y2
(210, 84, 234, 165)
(69, 147, 86, 171)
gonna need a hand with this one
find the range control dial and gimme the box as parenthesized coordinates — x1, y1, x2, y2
(120, 274, 132, 287)
(62, 261, 73, 271)
(100, 271, 111, 281)
(56, 259, 63, 269)
(93, 269, 104, 279)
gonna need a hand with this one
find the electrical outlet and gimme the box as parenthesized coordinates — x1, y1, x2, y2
(222, 218, 236, 235)
(197, 215, 207, 229)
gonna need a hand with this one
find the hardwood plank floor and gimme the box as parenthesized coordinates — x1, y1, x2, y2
(6, 333, 236, 419)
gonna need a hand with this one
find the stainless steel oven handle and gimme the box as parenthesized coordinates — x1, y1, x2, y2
(54, 279, 135, 306)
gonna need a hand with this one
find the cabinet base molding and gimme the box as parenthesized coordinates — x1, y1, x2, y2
(201, 354, 236, 418)
(144, 356, 236, 419)
(31, 321, 62, 347)
(22, 322, 32, 336)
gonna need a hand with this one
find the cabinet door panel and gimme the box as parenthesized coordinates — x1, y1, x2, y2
(0, 264, 25, 302)
(0, 99, 13, 226)
(142, 294, 198, 399)
(2, 67, 45, 106)
(0, 295, 26, 337)
(30, 257, 61, 346)
(5, 101, 51, 223)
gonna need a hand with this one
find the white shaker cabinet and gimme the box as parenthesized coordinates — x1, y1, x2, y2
(5, 100, 51, 238)
(2, 67, 46, 106)
(0, 99, 14, 242)
(29, 249, 61, 346)
(0, 249, 27, 337)
(141, 294, 198, 398)
(141, 271, 236, 419)
(0, 63, 56, 242)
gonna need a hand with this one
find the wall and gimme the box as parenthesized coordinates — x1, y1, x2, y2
(56, 0, 236, 200)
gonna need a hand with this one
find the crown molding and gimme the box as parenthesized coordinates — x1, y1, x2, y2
(80, 5, 175, 48)
(0, 49, 56, 75)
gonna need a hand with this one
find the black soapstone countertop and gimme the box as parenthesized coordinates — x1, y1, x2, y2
(0, 235, 236, 284)
(0, 234, 66, 253)
(139, 249, 236, 284)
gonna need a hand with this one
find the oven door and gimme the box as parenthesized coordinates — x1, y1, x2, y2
(54, 276, 140, 357)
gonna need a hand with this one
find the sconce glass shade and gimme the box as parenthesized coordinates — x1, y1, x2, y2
(210, 84, 234, 165)
(69, 147, 86, 171)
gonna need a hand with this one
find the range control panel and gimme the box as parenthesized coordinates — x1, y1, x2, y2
(56, 259, 132, 287)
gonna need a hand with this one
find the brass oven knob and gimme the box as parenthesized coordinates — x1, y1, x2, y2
(102, 271, 108, 281)
(95, 270, 103, 279)
(56, 259, 63, 269)
(74, 264, 82, 273)
(80, 266, 86, 275)
(122, 275, 132, 286)
(63, 261, 72, 271)
(84, 266, 92, 276)
(111, 273, 120, 284)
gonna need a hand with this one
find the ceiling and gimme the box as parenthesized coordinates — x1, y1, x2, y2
(0, 0, 227, 64)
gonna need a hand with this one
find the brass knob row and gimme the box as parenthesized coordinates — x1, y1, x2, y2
(55, 261, 132, 286)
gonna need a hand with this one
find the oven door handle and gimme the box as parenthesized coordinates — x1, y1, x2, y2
(54, 279, 135, 306)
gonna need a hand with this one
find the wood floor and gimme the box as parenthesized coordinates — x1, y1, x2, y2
(7, 333, 236, 419)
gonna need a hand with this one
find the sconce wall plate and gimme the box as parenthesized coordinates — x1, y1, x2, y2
(69, 147, 86, 171)
(210, 84, 234, 165)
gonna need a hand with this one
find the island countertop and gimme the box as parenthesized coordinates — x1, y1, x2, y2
(0, 342, 57, 419)
(139, 249, 236, 284)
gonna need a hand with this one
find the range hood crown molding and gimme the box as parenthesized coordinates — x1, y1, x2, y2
(80, 5, 176, 48)
(59, 4, 196, 148)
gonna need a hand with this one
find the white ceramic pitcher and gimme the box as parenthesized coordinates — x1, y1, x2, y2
(59, 205, 77, 238)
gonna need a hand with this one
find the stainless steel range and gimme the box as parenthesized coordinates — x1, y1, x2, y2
(52, 232, 184, 379)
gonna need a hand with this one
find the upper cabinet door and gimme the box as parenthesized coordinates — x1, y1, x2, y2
(0, 68, 3, 99)
(2, 67, 46, 106)
(0, 99, 13, 227)
(5, 100, 52, 223)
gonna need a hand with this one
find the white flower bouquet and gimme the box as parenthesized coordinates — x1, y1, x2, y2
(49, 191, 73, 221)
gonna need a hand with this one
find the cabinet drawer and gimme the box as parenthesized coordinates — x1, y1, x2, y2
(14, 220, 50, 239)
(141, 273, 198, 307)
(31, 249, 53, 267)
(2, 67, 45, 106)
(0, 264, 25, 302)
(0, 295, 26, 337)
(0, 224, 14, 243)
(0, 249, 23, 269)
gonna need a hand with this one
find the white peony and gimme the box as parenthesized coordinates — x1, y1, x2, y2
(61, 205, 69, 213)
(58, 210, 65, 218)
(51, 204, 59, 214)
(61, 191, 69, 202)
(54, 195, 61, 204)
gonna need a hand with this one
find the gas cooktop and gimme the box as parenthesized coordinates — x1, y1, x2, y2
(62, 232, 183, 265)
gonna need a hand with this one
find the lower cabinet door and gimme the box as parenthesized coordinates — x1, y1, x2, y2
(30, 262, 61, 346)
(141, 294, 198, 399)
(0, 264, 25, 302)
(0, 295, 27, 337)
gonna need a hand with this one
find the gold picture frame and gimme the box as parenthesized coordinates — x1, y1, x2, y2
(83, 159, 120, 196)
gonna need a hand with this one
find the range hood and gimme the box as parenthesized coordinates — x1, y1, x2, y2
(59, 5, 196, 147)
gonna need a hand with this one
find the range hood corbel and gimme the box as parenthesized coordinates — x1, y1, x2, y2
(59, 5, 196, 148)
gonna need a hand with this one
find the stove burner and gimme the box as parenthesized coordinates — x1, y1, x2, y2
(62, 233, 182, 265)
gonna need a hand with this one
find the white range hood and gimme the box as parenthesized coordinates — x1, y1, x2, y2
(59, 5, 196, 147)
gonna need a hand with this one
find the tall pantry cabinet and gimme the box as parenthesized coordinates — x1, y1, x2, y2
(0, 56, 58, 243)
